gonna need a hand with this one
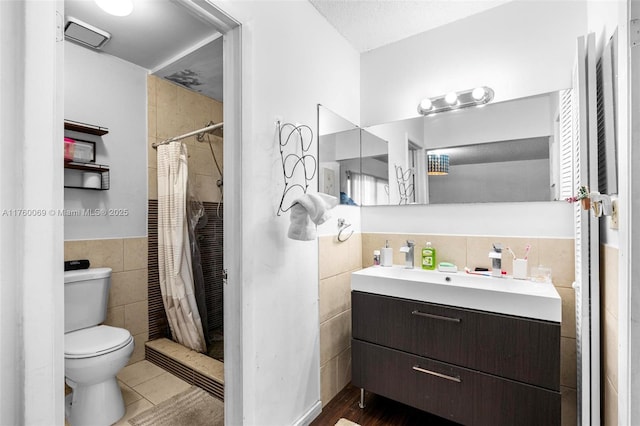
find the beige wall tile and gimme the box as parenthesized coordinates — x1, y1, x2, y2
(147, 75, 157, 110)
(148, 104, 157, 140)
(64, 240, 88, 261)
(556, 287, 576, 338)
(192, 145, 215, 177)
(210, 99, 223, 122)
(65, 239, 124, 272)
(336, 346, 351, 393)
(603, 376, 618, 426)
(124, 300, 149, 336)
(124, 237, 148, 271)
(105, 305, 125, 329)
(109, 268, 148, 307)
(601, 244, 619, 319)
(129, 332, 149, 365)
(466, 236, 501, 271)
(319, 309, 351, 365)
(319, 235, 357, 279)
(539, 238, 575, 287)
(603, 309, 618, 391)
(147, 137, 158, 169)
(346, 233, 363, 272)
(561, 386, 577, 426)
(155, 78, 179, 139)
(320, 358, 338, 407)
(194, 173, 221, 203)
(319, 272, 352, 324)
(560, 336, 577, 389)
(148, 167, 157, 200)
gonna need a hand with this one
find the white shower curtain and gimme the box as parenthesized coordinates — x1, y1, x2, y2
(157, 142, 206, 353)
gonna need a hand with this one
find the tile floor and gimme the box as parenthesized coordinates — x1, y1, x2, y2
(113, 360, 192, 425)
(65, 360, 192, 426)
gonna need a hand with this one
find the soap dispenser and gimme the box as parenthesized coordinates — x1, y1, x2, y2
(422, 242, 436, 270)
(381, 240, 393, 267)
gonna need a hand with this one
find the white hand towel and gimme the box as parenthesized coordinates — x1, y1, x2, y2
(288, 193, 338, 241)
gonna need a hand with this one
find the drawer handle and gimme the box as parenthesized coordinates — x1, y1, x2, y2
(412, 365, 462, 383)
(411, 310, 461, 323)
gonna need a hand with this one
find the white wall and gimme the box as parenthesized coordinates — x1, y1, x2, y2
(0, 1, 65, 424)
(361, 0, 588, 126)
(64, 42, 147, 240)
(212, 1, 360, 424)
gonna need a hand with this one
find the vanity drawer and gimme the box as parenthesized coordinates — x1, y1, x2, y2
(352, 340, 561, 426)
(352, 291, 560, 390)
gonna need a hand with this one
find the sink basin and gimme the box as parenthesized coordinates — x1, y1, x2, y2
(351, 265, 561, 322)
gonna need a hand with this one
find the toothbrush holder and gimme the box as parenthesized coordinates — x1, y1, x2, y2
(513, 258, 528, 280)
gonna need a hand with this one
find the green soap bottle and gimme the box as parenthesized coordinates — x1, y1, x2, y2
(422, 242, 436, 270)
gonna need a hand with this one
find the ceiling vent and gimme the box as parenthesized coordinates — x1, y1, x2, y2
(64, 17, 111, 49)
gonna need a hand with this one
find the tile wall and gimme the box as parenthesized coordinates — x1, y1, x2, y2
(65, 238, 149, 365)
(319, 232, 577, 424)
(147, 75, 223, 204)
(318, 233, 362, 406)
(600, 244, 619, 425)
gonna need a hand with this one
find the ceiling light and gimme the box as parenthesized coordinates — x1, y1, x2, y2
(417, 87, 494, 116)
(95, 0, 134, 17)
(64, 17, 111, 49)
(444, 92, 458, 105)
(472, 87, 487, 101)
(419, 98, 433, 112)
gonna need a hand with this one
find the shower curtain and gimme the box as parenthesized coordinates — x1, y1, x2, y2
(157, 142, 206, 353)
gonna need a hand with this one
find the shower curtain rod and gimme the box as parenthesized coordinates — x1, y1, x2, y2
(151, 122, 224, 149)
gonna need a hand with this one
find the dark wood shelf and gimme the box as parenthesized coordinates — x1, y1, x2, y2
(64, 162, 110, 190)
(64, 120, 109, 136)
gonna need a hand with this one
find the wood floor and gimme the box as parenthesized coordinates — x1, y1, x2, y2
(310, 383, 460, 426)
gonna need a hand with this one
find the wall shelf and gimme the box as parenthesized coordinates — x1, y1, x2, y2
(64, 162, 110, 190)
(64, 119, 109, 136)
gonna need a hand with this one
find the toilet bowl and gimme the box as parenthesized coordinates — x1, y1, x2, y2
(64, 268, 134, 426)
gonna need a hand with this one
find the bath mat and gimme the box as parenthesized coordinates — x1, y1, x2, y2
(128, 386, 223, 426)
(335, 419, 360, 426)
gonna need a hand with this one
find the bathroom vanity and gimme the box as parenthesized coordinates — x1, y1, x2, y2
(351, 266, 561, 426)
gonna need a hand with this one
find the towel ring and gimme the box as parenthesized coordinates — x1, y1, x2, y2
(337, 218, 353, 242)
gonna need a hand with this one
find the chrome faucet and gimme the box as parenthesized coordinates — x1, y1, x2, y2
(400, 240, 415, 269)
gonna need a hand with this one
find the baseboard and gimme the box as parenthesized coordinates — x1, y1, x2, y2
(291, 400, 322, 426)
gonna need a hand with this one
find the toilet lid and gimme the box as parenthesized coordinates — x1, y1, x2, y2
(65, 325, 132, 359)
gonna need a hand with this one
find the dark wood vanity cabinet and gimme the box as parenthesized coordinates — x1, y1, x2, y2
(351, 291, 561, 426)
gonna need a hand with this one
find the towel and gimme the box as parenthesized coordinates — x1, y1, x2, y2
(288, 193, 338, 241)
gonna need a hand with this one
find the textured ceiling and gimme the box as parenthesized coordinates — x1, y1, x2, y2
(308, 0, 512, 52)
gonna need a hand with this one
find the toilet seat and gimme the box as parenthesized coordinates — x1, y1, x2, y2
(65, 325, 133, 359)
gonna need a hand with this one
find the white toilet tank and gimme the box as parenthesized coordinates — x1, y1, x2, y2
(64, 268, 112, 333)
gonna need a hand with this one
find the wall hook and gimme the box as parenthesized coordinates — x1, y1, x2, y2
(337, 218, 353, 242)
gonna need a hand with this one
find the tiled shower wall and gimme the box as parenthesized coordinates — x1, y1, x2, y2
(319, 233, 577, 425)
(600, 244, 619, 425)
(147, 75, 224, 342)
(64, 237, 149, 365)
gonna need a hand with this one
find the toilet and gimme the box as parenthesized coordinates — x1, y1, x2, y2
(64, 268, 134, 426)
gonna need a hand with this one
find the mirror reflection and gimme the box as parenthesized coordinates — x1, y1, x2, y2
(359, 90, 571, 205)
(317, 105, 362, 205)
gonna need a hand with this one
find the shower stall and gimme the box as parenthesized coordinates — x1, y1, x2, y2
(146, 74, 225, 398)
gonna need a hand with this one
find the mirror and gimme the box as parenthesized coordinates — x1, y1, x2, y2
(358, 90, 572, 205)
(317, 105, 363, 206)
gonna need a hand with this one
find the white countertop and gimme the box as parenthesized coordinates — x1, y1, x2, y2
(351, 266, 561, 322)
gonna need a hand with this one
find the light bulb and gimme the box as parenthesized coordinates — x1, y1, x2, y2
(95, 0, 134, 16)
(472, 87, 486, 101)
(444, 92, 458, 105)
(419, 98, 433, 111)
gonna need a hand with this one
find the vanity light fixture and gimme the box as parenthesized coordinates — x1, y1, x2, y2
(95, 0, 134, 17)
(427, 153, 449, 175)
(418, 86, 494, 116)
